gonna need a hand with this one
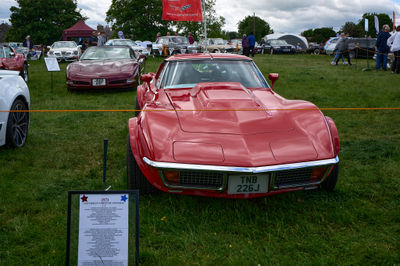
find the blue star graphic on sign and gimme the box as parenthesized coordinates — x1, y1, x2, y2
(121, 195, 128, 202)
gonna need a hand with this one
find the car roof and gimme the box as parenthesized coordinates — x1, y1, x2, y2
(165, 53, 252, 61)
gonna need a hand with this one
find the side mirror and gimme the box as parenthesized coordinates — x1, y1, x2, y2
(138, 54, 146, 60)
(77, 45, 82, 48)
(141, 74, 152, 84)
(268, 73, 279, 90)
(9, 52, 15, 57)
(47, 46, 51, 49)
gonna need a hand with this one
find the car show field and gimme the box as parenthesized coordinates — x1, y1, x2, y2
(0, 54, 399, 264)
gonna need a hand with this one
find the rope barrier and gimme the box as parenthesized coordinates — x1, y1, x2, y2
(2, 107, 400, 113)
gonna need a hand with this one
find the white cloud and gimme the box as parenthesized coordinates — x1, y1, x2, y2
(1, 0, 399, 35)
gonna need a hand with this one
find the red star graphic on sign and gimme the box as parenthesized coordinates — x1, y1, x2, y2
(81, 195, 88, 202)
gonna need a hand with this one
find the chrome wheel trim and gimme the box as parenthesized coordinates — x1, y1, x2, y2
(11, 102, 29, 147)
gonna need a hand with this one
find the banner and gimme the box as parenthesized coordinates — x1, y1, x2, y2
(162, 0, 203, 22)
(374, 15, 379, 35)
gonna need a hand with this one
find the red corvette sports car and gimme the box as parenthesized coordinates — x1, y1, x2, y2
(66, 46, 145, 90)
(127, 53, 340, 198)
(0, 44, 28, 82)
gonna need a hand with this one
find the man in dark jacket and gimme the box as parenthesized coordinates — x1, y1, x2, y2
(22, 35, 33, 49)
(248, 32, 256, 57)
(375, 24, 391, 70)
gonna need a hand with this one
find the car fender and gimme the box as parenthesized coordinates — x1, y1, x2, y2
(325, 116, 340, 156)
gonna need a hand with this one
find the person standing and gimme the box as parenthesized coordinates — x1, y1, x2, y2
(155, 32, 161, 41)
(242, 34, 249, 56)
(188, 32, 194, 44)
(375, 24, 391, 70)
(387, 25, 400, 74)
(248, 32, 256, 57)
(335, 32, 351, 65)
(23, 35, 33, 50)
(97, 31, 106, 46)
(89, 31, 98, 46)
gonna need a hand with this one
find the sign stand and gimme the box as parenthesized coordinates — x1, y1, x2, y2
(44, 57, 60, 89)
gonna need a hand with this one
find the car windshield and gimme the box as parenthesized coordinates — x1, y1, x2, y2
(53, 42, 77, 48)
(160, 60, 268, 89)
(108, 39, 136, 46)
(81, 47, 135, 60)
(171, 37, 189, 44)
(210, 39, 226, 45)
(270, 40, 288, 45)
(0, 47, 5, 58)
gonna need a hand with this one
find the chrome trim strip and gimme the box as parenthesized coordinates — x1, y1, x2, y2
(143, 156, 339, 173)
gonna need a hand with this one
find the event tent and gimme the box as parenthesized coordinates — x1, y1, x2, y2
(62, 20, 95, 41)
(264, 33, 309, 49)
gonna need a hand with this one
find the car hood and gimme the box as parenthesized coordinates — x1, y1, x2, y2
(166, 82, 292, 135)
(68, 59, 135, 74)
(50, 47, 78, 52)
(140, 82, 334, 166)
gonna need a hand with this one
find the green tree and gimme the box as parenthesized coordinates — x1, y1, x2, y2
(7, 0, 85, 45)
(340, 22, 364, 37)
(106, 0, 170, 41)
(358, 13, 393, 38)
(301, 27, 336, 43)
(173, 0, 225, 40)
(238, 15, 273, 41)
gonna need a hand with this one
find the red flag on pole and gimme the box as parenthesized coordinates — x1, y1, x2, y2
(162, 0, 203, 22)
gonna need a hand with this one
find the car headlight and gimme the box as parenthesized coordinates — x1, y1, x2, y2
(127, 76, 137, 84)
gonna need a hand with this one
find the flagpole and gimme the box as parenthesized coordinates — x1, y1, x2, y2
(202, 0, 208, 52)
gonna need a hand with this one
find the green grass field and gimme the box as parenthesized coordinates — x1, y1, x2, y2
(0, 54, 399, 265)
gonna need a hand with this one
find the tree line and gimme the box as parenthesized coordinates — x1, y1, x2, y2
(2, 0, 394, 45)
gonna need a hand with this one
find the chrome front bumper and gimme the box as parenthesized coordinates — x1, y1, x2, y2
(143, 156, 339, 191)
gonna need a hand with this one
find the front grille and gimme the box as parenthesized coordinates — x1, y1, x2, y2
(274, 168, 313, 187)
(179, 171, 223, 188)
(109, 80, 126, 84)
(73, 81, 90, 85)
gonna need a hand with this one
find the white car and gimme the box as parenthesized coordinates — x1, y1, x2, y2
(0, 70, 30, 147)
(47, 41, 81, 62)
(105, 39, 150, 57)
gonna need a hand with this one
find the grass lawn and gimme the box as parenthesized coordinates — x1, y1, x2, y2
(0, 54, 399, 265)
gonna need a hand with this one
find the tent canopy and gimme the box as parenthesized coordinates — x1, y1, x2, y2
(62, 20, 95, 40)
(264, 33, 309, 49)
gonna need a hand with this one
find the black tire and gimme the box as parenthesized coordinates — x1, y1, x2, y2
(6, 98, 29, 147)
(134, 96, 140, 117)
(321, 164, 339, 191)
(313, 49, 320, 55)
(126, 136, 158, 194)
(20, 64, 28, 83)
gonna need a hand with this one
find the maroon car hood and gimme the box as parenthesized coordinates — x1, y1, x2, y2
(70, 59, 134, 74)
(166, 82, 293, 135)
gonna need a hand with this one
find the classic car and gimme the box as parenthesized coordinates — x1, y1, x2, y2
(127, 53, 340, 198)
(152, 36, 199, 56)
(105, 39, 150, 57)
(306, 42, 325, 55)
(0, 44, 29, 82)
(47, 41, 81, 62)
(0, 70, 30, 147)
(66, 46, 145, 90)
(265, 39, 296, 54)
(199, 38, 235, 53)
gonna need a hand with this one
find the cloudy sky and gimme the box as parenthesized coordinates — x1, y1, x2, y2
(1, 0, 400, 34)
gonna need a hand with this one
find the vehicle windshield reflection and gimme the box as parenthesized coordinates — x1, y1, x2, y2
(161, 60, 268, 89)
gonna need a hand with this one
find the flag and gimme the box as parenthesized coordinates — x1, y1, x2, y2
(162, 0, 203, 22)
(374, 15, 379, 35)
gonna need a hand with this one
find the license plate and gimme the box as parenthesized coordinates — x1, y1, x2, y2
(283, 49, 290, 52)
(228, 174, 268, 194)
(92, 78, 106, 86)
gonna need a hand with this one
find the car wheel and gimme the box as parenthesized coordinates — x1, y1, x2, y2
(20, 64, 28, 83)
(126, 136, 158, 194)
(135, 96, 140, 116)
(321, 164, 339, 191)
(313, 49, 320, 55)
(213, 49, 219, 53)
(6, 98, 29, 147)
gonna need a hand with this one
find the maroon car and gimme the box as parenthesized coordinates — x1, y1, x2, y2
(0, 44, 28, 82)
(66, 46, 145, 90)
